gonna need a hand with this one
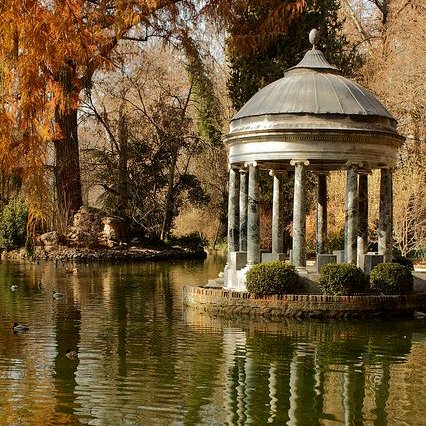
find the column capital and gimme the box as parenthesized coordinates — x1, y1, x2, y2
(239, 168, 248, 174)
(290, 159, 309, 166)
(228, 163, 240, 171)
(316, 170, 329, 176)
(244, 161, 258, 168)
(344, 160, 363, 169)
(379, 165, 396, 172)
(268, 169, 287, 177)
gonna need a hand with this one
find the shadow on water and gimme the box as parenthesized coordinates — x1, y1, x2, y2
(0, 255, 425, 425)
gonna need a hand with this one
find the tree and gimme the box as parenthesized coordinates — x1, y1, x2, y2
(0, 1, 188, 227)
(80, 44, 210, 241)
(225, 0, 361, 250)
(350, 0, 426, 257)
(227, 0, 362, 110)
(0, 0, 306, 243)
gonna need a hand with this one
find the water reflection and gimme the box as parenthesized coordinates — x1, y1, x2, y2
(0, 257, 425, 425)
(184, 310, 426, 426)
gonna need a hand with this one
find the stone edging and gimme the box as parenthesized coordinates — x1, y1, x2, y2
(183, 286, 426, 319)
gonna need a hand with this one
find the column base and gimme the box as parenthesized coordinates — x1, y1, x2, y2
(333, 250, 345, 264)
(224, 252, 249, 291)
(261, 252, 287, 263)
(361, 253, 384, 274)
(229, 251, 247, 270)
(316, 254, 337, 273)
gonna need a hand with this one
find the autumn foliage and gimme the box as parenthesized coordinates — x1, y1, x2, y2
(0, 0, 305, 234)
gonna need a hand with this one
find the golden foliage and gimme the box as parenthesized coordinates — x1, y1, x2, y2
(201, 0, 305, 55)
(0, 0, 188, 228)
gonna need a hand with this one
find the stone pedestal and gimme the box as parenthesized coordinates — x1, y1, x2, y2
(333, 250, 345, 264)
(316, 254, 337, 273)
(362, 253, 384, 274)
(229, 251, 247, 270)
(262, 252, 286, 263)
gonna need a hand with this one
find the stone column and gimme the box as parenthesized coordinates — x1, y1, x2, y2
(247, 162, 260, 265)
(271, 170, 285, 254)
(378, 168, 393, 262)
(345, 164, 358, 264)
(239, 169, 248, 252)
(316, 172, 328, 254)
(291, 160, 309, 268)
(227, 167, 240, 255)
(357, 171, 369, 266)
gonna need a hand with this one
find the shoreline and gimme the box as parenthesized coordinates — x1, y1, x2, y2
(1, 245, 208, 263)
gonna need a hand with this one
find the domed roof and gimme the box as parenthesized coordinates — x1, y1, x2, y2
(226, 30, 403, 170)
(233, 49, 394, 121)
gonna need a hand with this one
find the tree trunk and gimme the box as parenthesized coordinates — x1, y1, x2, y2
(160, 149, 178, 242)
(54, 107, 83, 226)
(117, 104, 129, 216)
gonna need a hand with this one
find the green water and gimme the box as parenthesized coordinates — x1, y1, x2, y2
(0, 254, 425, 425)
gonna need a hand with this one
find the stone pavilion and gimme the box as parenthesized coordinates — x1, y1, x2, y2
(223, 30, 404, 290)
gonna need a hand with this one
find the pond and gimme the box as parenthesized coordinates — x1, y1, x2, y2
(0, 253, 425, 425)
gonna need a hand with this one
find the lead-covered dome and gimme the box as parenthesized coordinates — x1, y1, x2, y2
(226, 32, 403, 170)
(234, 49, 393, 120)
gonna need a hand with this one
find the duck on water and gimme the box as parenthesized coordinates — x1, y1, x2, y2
(13, 322, 29, 333)
(52, 291, 64, 299)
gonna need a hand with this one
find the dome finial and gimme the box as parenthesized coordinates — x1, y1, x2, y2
(309, 29, 319, 50)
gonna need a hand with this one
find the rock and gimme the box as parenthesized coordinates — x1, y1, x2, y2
(68, 206, 105, 247)
(40, 231, 63, 247)
(102, 216, 125, 242)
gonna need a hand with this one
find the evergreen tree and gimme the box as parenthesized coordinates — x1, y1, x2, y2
(228, 0, 363, 110)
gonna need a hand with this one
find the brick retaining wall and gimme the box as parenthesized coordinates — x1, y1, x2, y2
(183, 286, 426, 319)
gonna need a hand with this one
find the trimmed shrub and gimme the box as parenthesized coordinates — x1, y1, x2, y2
(370, 263, 413, 295)
(318, 263, 367, 296)
(246, 261, 300, 295)
(0, 198, 28, 248)
(392, 255, 414, 271)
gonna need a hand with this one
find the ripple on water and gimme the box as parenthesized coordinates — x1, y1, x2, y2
(2, 259, 426, 426)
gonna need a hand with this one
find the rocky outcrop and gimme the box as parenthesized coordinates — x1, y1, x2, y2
(67, 206, 106, 247)
(39, 231, 65, 253)
(2, 206, 207, 262)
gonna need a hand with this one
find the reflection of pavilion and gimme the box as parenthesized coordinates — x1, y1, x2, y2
(222, 330, 397, 425)
(184, 309, 422, 424)
(223, 30, 404, 290)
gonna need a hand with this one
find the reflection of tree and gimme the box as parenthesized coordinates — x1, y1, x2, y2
(53, 281, 81, 421)
(2, 260, 425, 424)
